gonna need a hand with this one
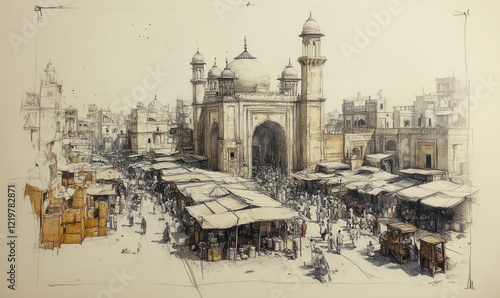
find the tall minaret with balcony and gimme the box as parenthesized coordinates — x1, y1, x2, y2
(297, 13, 327, 170)
(190, 49, 206, 155)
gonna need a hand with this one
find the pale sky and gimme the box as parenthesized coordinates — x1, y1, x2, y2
(2, 0, 498, 116)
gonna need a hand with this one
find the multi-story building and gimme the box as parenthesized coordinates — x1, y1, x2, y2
(191, 15, 327, 177)
(128, 95, 171, 153)
(325, 109, 343, 134)
(415, 77, 466, 128)
(343, 92, 393, 129)
(343, 127, 468, 181)
(63, 106, 78, 137)
(21, 61, 64, 154)
(393, 105, 414, 128)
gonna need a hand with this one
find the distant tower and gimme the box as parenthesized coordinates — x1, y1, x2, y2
(278, 59, 300, 96)
(297, 13, 326, 169)
(190, 49, 206, 154)
(39, 60, 63, 151)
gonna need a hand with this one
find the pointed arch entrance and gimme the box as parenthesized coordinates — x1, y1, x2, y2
(252, 120, 287, 174)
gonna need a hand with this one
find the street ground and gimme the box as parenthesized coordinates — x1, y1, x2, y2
(5, 186, 481, 298)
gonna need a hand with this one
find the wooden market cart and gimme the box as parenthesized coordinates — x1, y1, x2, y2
(419, 235, 446, 277)
(379, 222, 417, 264)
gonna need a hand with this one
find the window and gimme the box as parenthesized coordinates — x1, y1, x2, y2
(404, 120, 410, 127)
(380, 104, 384, 110)
(230, 151, 235, 160)
(105, 128, 109, 133)
(148, 138, 151, 144)
(418, 118, 422, 127)
(428, 119, 432, 127)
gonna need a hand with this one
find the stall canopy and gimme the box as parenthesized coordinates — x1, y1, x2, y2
(86, 185, 116, 196)
(316, 161, 350, 174)
(366, 154, 393, 164)
(152, 162, 181, 170)
(226, 188, 281, 208)
(396, 180, 479, 206)
(291, 169, 322, 181)
(200, 207, 298, 230)
(96, 169, 123, 180)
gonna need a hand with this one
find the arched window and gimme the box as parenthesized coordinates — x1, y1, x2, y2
(358, 119, 366, 127)
(148, 138, 151, 144)
(404, 120, 410, 127)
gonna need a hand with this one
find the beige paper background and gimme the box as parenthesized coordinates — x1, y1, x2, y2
(1, 0, 499, 297)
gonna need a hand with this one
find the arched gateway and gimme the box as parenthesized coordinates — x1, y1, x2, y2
(252, 120, 287, 174)
(191, 14, 326, 178)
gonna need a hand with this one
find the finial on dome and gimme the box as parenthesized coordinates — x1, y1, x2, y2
(225, 57, 228, 67)
(154, 94, 157, 100)
(288, 58, 291, 65)
(214, 57, 217, 66)
(244, 35, 247, 51)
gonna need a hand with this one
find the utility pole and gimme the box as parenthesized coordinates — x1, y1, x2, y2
(454, 8, 473, 290)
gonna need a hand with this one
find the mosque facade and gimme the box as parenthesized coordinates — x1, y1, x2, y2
(191, 15, 327, 178)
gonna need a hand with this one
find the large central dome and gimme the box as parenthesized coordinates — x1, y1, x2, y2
(226, 39, 270, 93)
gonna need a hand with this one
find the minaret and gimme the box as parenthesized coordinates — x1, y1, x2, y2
(39, 60, 63, 152)
(190, 49, 206, 155)
(297, 13, 326, 170)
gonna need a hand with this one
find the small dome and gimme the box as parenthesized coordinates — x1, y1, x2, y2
(301, 14, 322, 35)
(220, 67, 234, 79)
(191, 50, 204, 64)
(208, 59, 221, 79)
(281, 60, 298, 79)
(148, 95, 163, 111)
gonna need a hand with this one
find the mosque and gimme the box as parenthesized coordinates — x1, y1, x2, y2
(190, 14, 327, 178)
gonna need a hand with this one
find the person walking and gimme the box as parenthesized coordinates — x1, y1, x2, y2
(336, 230, 344, 254)
(163, 223, 171, 243)
(301, 220, 307, 238)
(140, 218, 147, 235)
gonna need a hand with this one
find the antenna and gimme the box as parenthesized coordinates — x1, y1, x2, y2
(455, 8, 473, 291)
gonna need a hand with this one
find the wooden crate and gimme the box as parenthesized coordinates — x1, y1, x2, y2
(41, 215, 62, 244)
(73, 188, 86, 208)
(98, 227, 107, 236)
(212, 249, 221, 261)
(75, 208, 83, 222)
(65, 222, 84, 234)
(85, 227, 99, 237)
(87, 207, 95, 218)
(98, 201, 107, 218)
(98, 218, 107, 228)
(62, 233, 83, 244)
(85, 218, 99, 228)
(62, 210, 76, 224)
